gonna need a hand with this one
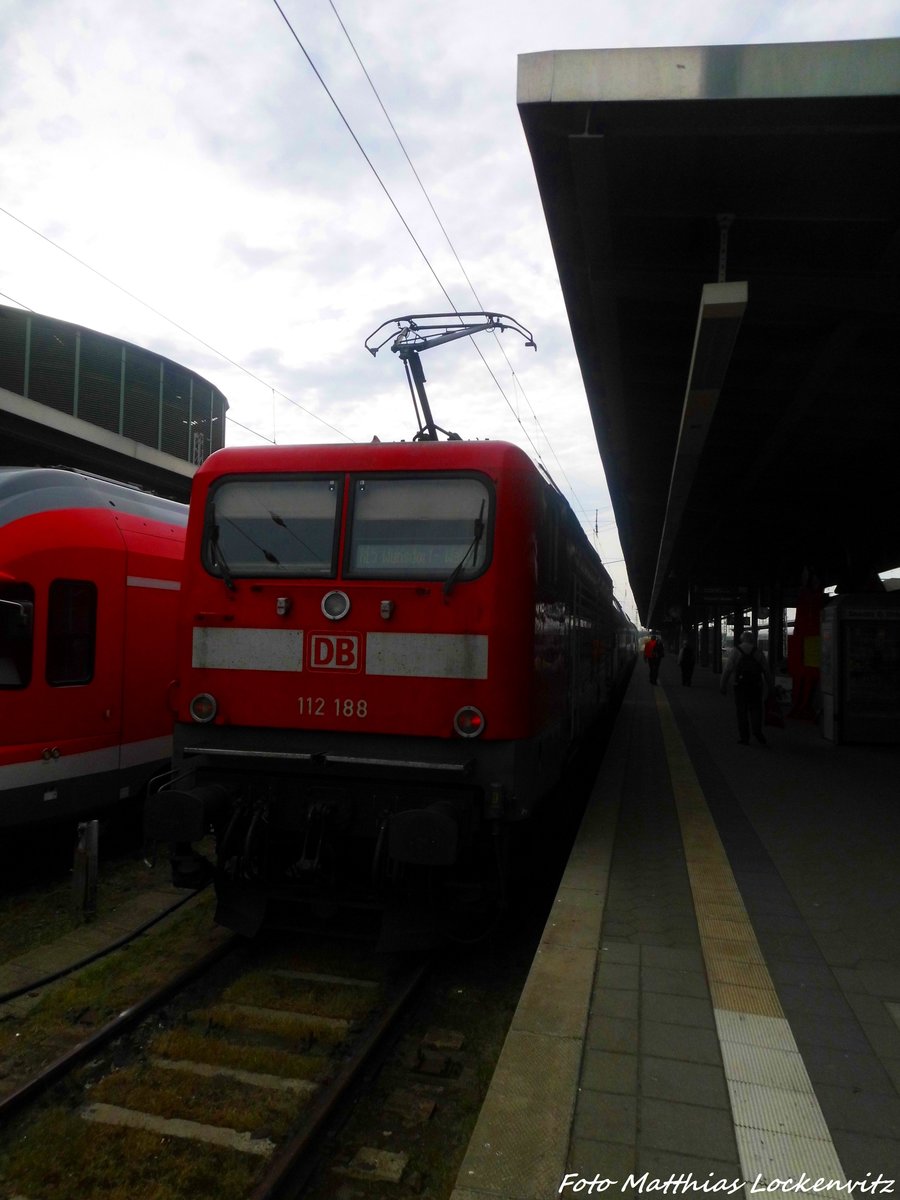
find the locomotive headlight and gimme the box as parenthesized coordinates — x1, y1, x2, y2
(453, 706, 485, 738)
(322, 590, 351, 621)
(189, 692, 217, 723)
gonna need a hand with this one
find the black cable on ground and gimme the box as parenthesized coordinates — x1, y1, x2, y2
(0, 884, 209, 1006)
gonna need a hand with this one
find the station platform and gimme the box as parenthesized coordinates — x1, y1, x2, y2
(451, 659, 900, 1200)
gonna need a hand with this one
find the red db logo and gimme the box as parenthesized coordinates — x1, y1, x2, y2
(309, 632, 360, 671)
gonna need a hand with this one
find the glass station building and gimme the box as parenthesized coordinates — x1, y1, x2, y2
(0, 304, 228, 476)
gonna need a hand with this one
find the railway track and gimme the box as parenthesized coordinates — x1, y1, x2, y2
(0, 933, 430, 1200)
(1, 734, 605, 1198)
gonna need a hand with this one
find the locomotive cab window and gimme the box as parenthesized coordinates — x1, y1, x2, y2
(205, 477, 340, 579)
(346, 475, 492, 579)
(0, 583, 34, 689)
(46, 580, 96, 686)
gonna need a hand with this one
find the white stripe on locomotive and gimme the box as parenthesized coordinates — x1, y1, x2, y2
(126, 576, 181, 590)
(189, 627, 488, 680)
(365, 632, 488, 679)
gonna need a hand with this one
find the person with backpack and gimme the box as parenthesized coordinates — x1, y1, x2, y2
(720, 630, 773, 745)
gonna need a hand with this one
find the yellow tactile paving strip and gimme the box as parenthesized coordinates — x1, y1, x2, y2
(654, 689, 852, 1196)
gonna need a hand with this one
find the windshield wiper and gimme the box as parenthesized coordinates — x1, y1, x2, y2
(209, 524, 237, 591)
(267, 510, 317, 561)
(443, 501, 485, 598)
(222, 516, 283, 568)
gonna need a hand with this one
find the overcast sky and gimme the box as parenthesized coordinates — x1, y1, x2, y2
(2, 1, 898, 619)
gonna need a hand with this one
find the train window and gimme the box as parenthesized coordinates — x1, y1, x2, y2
(536, 492, 562, 598)
(46, 580, 97, 686)
(346, 475, 492, 579)
(205, 477, 340, 578)
(0, 584, 34, 689)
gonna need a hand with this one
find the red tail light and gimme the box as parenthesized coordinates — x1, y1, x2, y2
(454, 706, 485, 738)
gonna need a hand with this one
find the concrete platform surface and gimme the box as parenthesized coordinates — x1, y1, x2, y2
(452, 659, 900, 1200)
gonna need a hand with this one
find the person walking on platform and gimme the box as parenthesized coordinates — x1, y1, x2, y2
(678, 639, 696, 686)
(720, 630, 772, 744)
(644, 632, 664, 685)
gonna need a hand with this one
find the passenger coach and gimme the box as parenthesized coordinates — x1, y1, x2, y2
(0, 468, 186, 830)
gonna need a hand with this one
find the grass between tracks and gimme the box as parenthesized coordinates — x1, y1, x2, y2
(87, 1059, 304, 1140)
(0, 886, 254, 1200)
(1, 1111, 262, 1200)
(0, 911, 397, 1200)
(0, 848, 175, 963)
(149, 1027, 326, 1079)
(0, 889, 224, 1090)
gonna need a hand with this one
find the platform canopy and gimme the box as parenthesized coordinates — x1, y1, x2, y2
(518, 38, 900, 627)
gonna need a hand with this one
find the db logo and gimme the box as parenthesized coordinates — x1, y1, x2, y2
(308, 632, 360, 671)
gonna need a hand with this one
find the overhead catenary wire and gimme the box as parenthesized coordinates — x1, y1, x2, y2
(270, 1, 559, 472)
(0, 204, 351, 445)
(324, 0, 590, 523)
(0, 289, 33, 310)
(269, 0, 458, 315)
(326, 0, 485, 314)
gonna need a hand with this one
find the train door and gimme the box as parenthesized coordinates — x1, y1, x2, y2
(118, 523, 183, 787)
(32, 544, 126, 814)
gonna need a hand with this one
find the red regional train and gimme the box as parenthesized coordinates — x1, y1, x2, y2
(146, 440, 635, 935)
(0, 467, 187, 831)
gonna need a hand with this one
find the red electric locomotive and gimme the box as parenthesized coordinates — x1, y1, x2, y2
(0, 467, 187, 830)
(147, 439, 634, 935)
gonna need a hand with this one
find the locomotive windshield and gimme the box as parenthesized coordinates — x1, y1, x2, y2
(205, 477, 340, 578)
(346, 475, 491, 579)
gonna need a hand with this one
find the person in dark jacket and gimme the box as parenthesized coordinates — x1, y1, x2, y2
(720, 631, 772, 745)
(678, 639, 696, 686)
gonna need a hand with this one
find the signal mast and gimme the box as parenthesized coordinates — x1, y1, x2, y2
(365, 311, 535, 441)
